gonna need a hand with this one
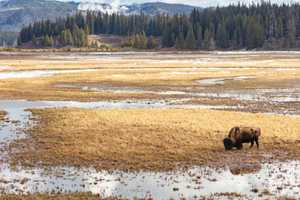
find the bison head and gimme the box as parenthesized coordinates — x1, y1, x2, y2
(223, 137, 234, 150)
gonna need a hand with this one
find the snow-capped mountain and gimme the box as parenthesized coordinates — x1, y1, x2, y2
(77, 2, 129, 14)
(0, 0, 199, 32)
(77, 1, 198, 15)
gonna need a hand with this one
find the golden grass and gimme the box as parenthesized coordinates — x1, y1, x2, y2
(10, 108, 300, 171)
(0, 193, 110, 200)
(0, 111, 6, 121)
(0, 53, 299, 101)
(1, 51, 300, 70)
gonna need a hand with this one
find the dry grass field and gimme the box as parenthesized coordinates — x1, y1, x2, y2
(0, 52, 299, 102)
(10, 108, 300, 171)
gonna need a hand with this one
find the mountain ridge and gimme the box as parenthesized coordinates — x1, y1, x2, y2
(0, 0, 200, 32)
(0, 0, 77, 32)
(77, 1, 199, 15)
(0, 0, 200, 46)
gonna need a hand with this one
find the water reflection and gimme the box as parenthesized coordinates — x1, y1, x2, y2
(0, 162, 299, 199)
(0, 100, 299, 199)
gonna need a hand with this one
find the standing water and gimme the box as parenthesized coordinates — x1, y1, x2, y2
(0, 69, 96, 79)
(0, 100, 299, 199)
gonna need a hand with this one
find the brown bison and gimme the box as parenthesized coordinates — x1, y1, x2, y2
(224, 126, 261, 150)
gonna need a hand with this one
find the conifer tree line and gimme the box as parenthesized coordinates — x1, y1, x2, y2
(121, 33, 159, 49)
(19, 2, 300, 49)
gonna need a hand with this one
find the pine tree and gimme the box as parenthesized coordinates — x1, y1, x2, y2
(32, 35, 37, 46)
(133, 34, 140, 48)
(203, 29, 211, 49)
(287, 17, 296, 48)
(162, 26, 174, 47)
(49, 36, 54, 47)
(184, 26, 197, 49)
(195, 25, 203, 48)
(65, 29, 73, 46)
(42, 35, 52, 47)
(147, 36, 158, 49)
(175, 32, 185, 49)
(216, 21, 229, 48)
(72, 26, 87, 47)
(139, 32, 148, 49)
(133, 32, 148, 49)
(84, 25, 90, 35)
(246, 17, 264, 49)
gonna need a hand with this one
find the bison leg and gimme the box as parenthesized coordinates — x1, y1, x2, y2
(250, 140, 254, 148)
(236, 142, 243, 150)
(255, 137, 259, 149)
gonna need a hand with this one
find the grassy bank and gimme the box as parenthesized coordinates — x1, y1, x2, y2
(10, 108, 300, 171)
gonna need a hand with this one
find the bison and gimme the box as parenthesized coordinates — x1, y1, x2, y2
(224, 126, 261, 150)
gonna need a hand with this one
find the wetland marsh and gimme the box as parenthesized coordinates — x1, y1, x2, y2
(0, 51, 299, 199)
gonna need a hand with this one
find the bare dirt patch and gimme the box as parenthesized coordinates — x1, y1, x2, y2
(9, 108, 300, 171)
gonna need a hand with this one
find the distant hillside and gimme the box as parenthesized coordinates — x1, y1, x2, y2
(0, 0, 77, 32)
(0, 0, 199, 33)
(127, 2, 199, 16)
(0, 0, 200, 46)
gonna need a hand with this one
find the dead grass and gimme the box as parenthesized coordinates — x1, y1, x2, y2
(0, 193, 111, 200)
(2, 51, 300, 70)
(10, 108, 300, 171)
(0, 54, 299, 102)
(0, 111, 6, 121)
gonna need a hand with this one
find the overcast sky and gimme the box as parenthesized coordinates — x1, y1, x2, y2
(62, 0, 298, 7)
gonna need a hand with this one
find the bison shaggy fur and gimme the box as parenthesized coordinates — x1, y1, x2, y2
(228, 126, 261, 149)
